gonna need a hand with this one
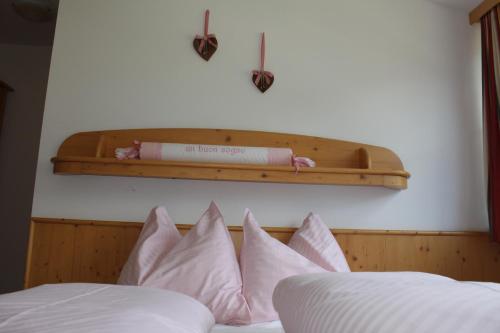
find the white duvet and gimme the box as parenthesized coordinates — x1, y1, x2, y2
(274, 272, 500, 333)
(0, 283, 215, 333)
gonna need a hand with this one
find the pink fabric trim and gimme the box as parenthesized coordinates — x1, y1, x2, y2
(115, 140, 140, 160)
(267, 148, 293, 165)
(291, 156, 316, 168)
(140, 142, 162, 160)
(291, 155, 316, 173)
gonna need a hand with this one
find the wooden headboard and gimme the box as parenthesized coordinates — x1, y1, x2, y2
(25, 217, 500, 288)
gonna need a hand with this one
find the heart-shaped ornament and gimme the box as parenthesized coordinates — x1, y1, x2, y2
(252, 33, 274, 93)
(194, 10, 217, 61)
(252, 71, 274, 93)
(193, 36, 218, 61)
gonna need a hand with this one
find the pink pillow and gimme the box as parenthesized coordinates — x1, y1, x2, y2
(117, 206, 181, 285)
(288, 213, 351, 272)
(142, 202, 251, 325)
(240, 209, 326, 324)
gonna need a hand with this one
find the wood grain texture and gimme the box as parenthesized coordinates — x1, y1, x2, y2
(469, 0, 500, 24)
(25, 217, 500, 288)
(51, 128, 410, 189)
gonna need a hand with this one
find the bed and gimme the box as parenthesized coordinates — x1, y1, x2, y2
(9, 213, 500, 333)
(0, 283, 284, 333)
(5, 273, 500, 333)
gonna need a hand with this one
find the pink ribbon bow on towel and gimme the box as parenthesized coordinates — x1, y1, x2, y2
(115, 140, 140, 160)
(292, 155, 316, 174)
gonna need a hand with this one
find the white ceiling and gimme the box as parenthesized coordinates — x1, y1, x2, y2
(430, 0, 482, 10)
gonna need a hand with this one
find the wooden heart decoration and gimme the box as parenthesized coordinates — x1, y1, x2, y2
(194, 10, 217, 61)
(252, 33, 274, 93)
(252, 71, 274, 93)
(193, 36, 218, 61)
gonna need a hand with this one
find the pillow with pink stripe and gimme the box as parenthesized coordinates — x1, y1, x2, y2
(288, 213, 351, 272)
(117, 206, 181, 285)
(142, 202, 251, 325)
(240, 209, 326, 324)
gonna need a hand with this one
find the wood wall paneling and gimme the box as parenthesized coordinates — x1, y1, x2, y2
(24, 218, 500, 288)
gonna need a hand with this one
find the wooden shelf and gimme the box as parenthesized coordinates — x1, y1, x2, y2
(51, 128, 410, 190)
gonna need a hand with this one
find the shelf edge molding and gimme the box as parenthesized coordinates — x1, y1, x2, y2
(51, 128, 410, 190)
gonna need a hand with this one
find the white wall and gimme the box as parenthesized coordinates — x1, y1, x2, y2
(32, 0, 486, 231)
(0, 44, 52, 292)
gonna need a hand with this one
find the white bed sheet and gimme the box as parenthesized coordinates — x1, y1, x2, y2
(0, 283, 215, 333)
(211, 321, 284, 333)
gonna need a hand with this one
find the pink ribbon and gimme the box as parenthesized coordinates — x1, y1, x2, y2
(195, 10, 216, 53)
(292, 155, 316, 174)
(252, 70, 274, 85)
(252, 32, 274, 85)
(115, 140, 140, 160)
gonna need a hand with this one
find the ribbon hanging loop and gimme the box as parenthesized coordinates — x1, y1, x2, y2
(193, 9, 218, 61)
(252, 32, 274, 93)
